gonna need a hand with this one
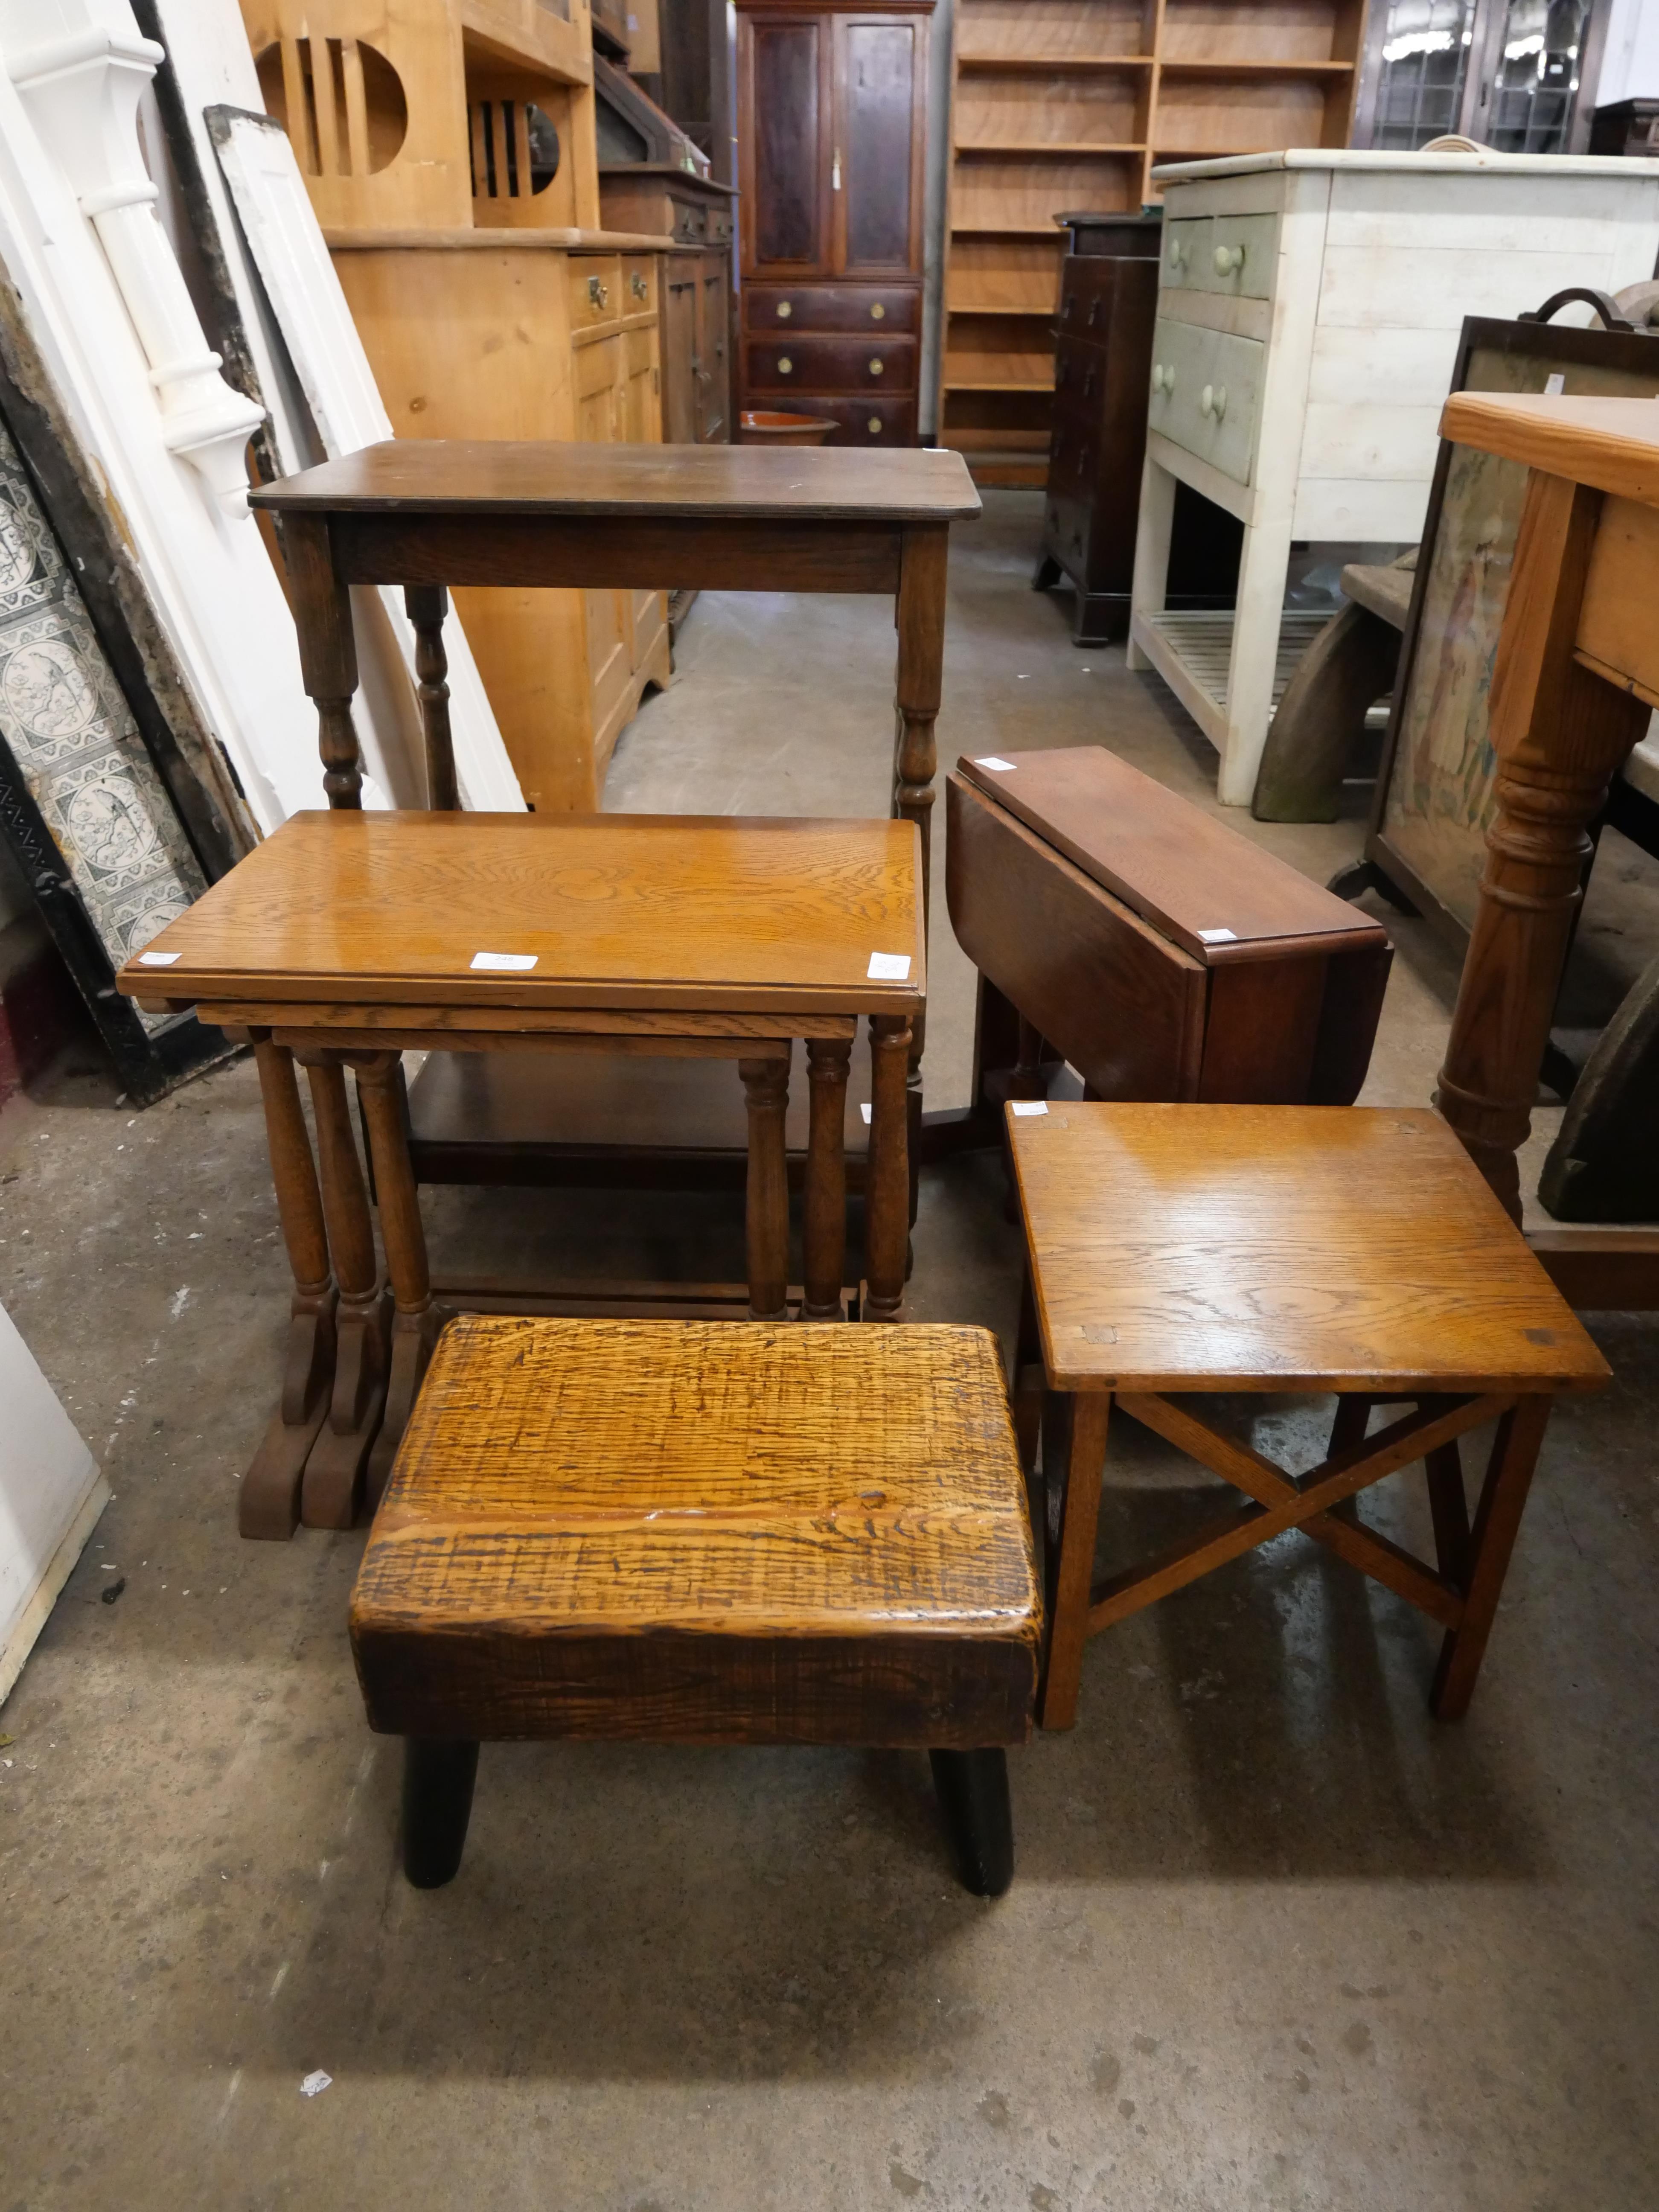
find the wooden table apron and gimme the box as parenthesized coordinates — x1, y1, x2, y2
(223, 1001, 912, 1540)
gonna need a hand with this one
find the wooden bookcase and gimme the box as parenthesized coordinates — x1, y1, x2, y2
(939, 0, 1365, 486)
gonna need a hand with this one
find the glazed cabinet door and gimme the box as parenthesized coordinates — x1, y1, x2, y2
(739, 10, 832, 277)
(832, 14, 926, 279)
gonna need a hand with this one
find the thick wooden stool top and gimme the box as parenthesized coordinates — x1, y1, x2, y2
(350, 1317, 1041, 1745)
(1010, 1103, 1609, 1396)
(115, 810, 923, 1018)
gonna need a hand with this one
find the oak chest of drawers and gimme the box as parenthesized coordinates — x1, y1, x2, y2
(1128, 150, 1659, 808)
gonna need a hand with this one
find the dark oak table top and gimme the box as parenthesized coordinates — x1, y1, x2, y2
(250, 439, 984, 525)
(958, 747, 1386, 963)
(114, 811, 925, 1016)
(1010, 1103, 1608, 1395)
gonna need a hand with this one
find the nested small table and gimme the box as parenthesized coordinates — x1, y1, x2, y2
(250, 439, 979, 1184)
(1008, 1102, 1607, 1732)
(116, 809, 923, 1540)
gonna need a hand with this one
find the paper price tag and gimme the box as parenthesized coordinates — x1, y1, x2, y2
(867, 952, 911, 981)
(860, 1103, 873, 1125)
(470, 951, 538, 972)
(974, 756, 1016, 772)
(1196, 928, 1237, 944)
(1010, 1100, 1048, 1117)
(138, 950, 180, 966)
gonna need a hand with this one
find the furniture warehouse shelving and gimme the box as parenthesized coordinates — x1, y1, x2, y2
(939, 0, 1366, 485)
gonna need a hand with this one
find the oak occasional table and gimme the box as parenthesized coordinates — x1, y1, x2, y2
(249, 439, 979, 1188)
(1429, 392, 1659, 1307)
(352, 1317, 1041, 1897)
(1009, 1102, 1607, 1732)
(117, 809, 923, 1540)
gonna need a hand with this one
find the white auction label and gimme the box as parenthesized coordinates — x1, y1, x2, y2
(138, 950, 180, 966)
(1010, 1100, 1048, 1118)
(860, 1102, 873, 1124)
(1196, 928, 1237, 944)
(867, 951, 911, 981)
(470, 951, 538, 972)
(974, 756, 1016, 772)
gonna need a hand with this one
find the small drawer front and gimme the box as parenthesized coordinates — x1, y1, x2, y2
(745, 335, 917, 393)
(1148, 317, 1263, 486)
(570, 255, 622, 329)
(784, 396, 918, 445)
(744, 285, 919, 334)
(1188, 212, 1276, 301)
(707, 207, 733, 245)
(623, 257, 656, 314)
(673, 200, 708, 244)
(1161, 218, 1208, 293)
(1052, 338, 1106, 416)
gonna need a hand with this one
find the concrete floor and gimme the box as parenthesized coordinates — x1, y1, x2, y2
(3, 493, 1658, 2210)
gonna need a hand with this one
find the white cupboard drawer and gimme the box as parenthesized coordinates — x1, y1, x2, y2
(1148, 317, 1264, 486)
(1162, 218, 1208, 291)
(1189, 212, 1276, 300)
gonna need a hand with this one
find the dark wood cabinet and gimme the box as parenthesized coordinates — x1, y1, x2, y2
(1035, 212, 1242, 646)
(736, 1, 930, 443)
(598, 169, 736, 453)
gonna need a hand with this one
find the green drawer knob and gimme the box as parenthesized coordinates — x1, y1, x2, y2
(1200, 383, 1228, 422)
(1151, 363, 1173, 395)
(1213, 244, 1245, 276)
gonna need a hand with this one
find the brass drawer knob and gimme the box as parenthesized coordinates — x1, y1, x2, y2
(870, 358, 884, 375)
(868, 416, 882, 433)
(778, 357, 793, 373)
(777, 300, 792, 318)
(871, 302, 885, 320)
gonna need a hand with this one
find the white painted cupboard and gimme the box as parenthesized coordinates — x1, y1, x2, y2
(1128, 151, 1659, 805)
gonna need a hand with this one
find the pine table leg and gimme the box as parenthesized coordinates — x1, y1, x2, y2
(241, 1035, 337, 1540)
(299, 1053, 389, 1528)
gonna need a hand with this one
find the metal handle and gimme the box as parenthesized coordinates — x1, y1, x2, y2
(870, 302, 885, 320)
(868, 416, 882, 434)
(777, 300, 792, 318)
(1200, 383, 1228, 420)
(869, 358, 883, 376)
(587, 275, 608, 307)
(1213, 244, 1245, 276)
(630, 271, 648, 300)
(778, 356, 793, 374)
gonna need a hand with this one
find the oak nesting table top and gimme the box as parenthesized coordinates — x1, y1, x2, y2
(957, 746, 1384, 963)
(248, 439, 983, 524)
(1009, 1103, 1609, 1396)
(115, 810, 925, 1016)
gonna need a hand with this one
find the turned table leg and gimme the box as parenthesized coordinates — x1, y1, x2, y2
(356, 1052, 445, 1509)
(740, 1055, 790, 1321)
(242, 1036, 338, 1540)
(1434, 474, 1648, 1220)
(281, 512, 368, 809)
(802, 1037, 851, 1321)
(299, 1053, 390, 1527)
(895, 524, 948, 1132)
(864, 1015, 912, 1322)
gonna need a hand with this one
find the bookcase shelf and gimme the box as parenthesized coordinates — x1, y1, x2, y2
(938, 0, 1363, 485)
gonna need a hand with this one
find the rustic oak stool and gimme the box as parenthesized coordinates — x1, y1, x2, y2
(1008, 1103, 1608, 1731)
(350, 1317, 1042, 1895)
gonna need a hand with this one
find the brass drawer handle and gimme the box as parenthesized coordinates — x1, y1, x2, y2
(868, 415, 882, 433)
(587, 275, 608, 307)
(631, 272, 648, 300)
(1213, 244, 1245, 276)
(870, 302, 885, 320)
(777, 356, 793, 374)
(777, 300, 792, 318)
(870, 358, 884, 375)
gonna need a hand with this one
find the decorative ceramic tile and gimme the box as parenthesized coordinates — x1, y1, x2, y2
(0, 419, 205, 1028)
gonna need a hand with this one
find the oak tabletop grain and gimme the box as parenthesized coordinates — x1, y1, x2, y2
(114, 811, 925, 1015)
(250, 439, 983, 523)
(1010, 1103, 1609, 1394)
(1440, 392, 1659, 506)
(957, 748, 1385, 962)
(352, 1316, 1042, 1641)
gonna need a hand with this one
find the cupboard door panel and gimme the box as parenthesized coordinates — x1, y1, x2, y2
(748, 18, 827, 269)
(838, 18, 919, 274)
(662, 263, 699, 442)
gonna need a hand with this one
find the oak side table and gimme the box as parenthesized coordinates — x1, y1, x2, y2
(117, 809, 923, 1540)
(249, 439, 978, 1182)
(1009, 1102, 1607, 1732)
